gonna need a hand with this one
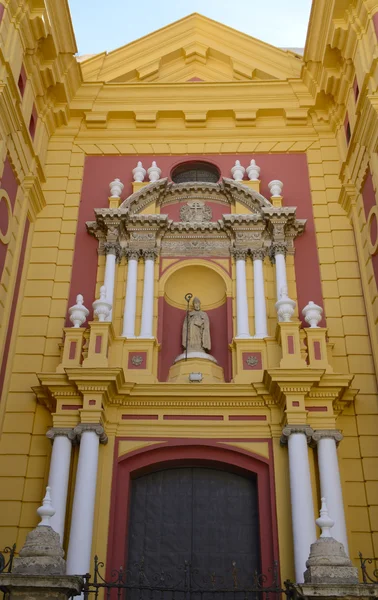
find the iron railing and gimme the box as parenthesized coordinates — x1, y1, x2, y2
(81, 556, 302, 600)
(359, 553, 378, 584)
(0, 545, 15, 576)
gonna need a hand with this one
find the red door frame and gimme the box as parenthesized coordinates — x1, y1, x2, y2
(106, 439, 279, 583)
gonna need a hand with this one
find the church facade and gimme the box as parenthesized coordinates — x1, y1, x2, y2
(1, 0, 378, 587)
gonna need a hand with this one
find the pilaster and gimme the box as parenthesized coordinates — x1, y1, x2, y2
(276, 322, 307, 369)
(305, 328, 333, 372)
(56, 327, 85, 373)
(82, 321, 115, 368)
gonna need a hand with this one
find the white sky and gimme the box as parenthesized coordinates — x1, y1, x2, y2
(68, 0, 313, 56)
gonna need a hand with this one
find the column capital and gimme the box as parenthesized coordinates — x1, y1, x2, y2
(280, 425, 314, 446)
(141, 247, 158, 261)
(46, 428, 76, 443)
(125, 248, 140, 261)
(251, 248, 266, 261)
(231, 247, 248, 261)
(74, 424, 108, 445)
(103, 241, 121, 259)
(312, 429, 343, 446)
(269, 242, 287, 262)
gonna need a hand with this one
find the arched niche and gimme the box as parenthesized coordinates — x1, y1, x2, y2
(157, 262, 232, 381)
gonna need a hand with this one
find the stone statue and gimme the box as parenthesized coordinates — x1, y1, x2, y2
(182, 297, 211, 354)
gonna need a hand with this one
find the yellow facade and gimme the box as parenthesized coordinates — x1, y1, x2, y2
(1, 0, 378, 585)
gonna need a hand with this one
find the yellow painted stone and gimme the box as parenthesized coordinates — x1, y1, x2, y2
(167, 357, 224, 383)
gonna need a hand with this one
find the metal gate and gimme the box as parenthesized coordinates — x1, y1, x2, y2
(82, 556, 301, 600)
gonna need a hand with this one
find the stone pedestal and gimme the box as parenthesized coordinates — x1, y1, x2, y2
(0, 574, 83, 600)
(0, 520, 84, 599)
(295, 584, 378, 600)
(304, 537, 359, 584)
(13, 526, 65, 575)
(168, 357, 224, 383)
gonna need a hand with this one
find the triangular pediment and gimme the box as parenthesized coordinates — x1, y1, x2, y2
(80, 14, 302, 84)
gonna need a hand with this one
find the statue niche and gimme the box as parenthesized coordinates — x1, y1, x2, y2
(182, 297, 211, 354)
(173, 296, 218, 368)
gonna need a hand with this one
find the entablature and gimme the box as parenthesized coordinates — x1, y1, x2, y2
(86, 178, 306, 259)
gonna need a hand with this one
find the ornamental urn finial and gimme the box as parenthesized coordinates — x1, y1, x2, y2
(246, 159, 260, 181)
(302, 300, 323, 328)
(316, 497, 334, 538)
(132, 161, 146, 182)
(68, 294, 89, 328)
(275, 286, 296, 322)
(147, 161, 161, 182)
(109, 178, 124, 198)
(268, 180, 283, 198)
(37, 486, 55, 527)
(93, 285, 112, 322)
(231, 160, 245, 181)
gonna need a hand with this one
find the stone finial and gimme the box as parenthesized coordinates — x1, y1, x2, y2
(268, 180, 283, 198)
(275, 286, 296, 322)
(12, 487, 65, 576)
(68, 294, 89, 328)
(92, 285, 112, 322)
(302, 300, 323, 328)
(132, 161, 146, 182)
(231, 160, 245, 181)
(37, 486, 55, 527)
(246, 159, 260, 181)
(109, 178, 124, 198)
(148, 161, 161, 182)
(303, 498, 358, 584)
(316, 498, 334, 537)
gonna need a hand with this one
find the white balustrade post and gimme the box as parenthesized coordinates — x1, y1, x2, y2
(46, 428, 75, 543)
(312, 430, 349, 554)
(233, 249, 251, 338)
(66, 425, 107, 576)
(103, 243, 119, 321)
(251, 249, 268, 338)
(271, 244, 288, 301)
(139, 250, 156, 339)
(122, 250, 139, 338)
(281, 426, 317, 582)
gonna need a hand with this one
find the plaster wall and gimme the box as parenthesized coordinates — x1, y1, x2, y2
(0, 0, 378, 587)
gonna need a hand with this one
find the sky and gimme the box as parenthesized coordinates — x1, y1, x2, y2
(68, 0, 313, 56)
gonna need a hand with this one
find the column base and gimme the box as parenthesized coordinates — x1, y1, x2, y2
(230, 338, 268, 383)
(122, 338, 158, 383)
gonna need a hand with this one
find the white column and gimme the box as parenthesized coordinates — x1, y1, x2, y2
(272, 245, 288, 300)
(252, 250, 268, 338)
(234, 250, 251, 338)
(282, 426, 317, 583)
(122, 251, 139, 338)
(103, 246, 118, 321)
(139, 251, 156, 338)
(313, 430, 349, 554)
(46, 428, 75, 543)
(66, 425, 107, 575)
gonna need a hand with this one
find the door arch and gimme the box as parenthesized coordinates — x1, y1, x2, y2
(107, 441, 279, 584)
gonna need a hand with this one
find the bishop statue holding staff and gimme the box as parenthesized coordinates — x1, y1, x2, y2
(182, 297, 211, 354)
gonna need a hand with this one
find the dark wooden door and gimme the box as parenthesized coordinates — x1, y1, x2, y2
(127, 467, 260, 583)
